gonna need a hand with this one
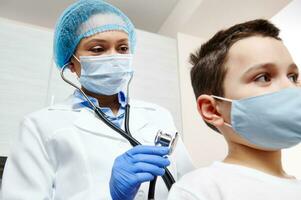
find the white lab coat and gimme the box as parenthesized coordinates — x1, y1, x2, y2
(1, 94, 194, 200)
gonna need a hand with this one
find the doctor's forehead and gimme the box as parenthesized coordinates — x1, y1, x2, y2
(81, 31, 129, 44)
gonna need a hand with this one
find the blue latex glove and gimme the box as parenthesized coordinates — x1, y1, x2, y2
(109, 145, 170, 200)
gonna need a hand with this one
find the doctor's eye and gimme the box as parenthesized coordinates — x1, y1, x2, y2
(118, 44, 129, 54)
(254, 73, 271, 83)
(90, 46, 105, 53)
(288, 73, 299, 83)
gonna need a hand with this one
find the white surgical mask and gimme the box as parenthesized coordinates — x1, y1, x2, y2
(74, 54, 134, 95)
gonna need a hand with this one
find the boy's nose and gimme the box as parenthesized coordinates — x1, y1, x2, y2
(279, 76, 298, 89)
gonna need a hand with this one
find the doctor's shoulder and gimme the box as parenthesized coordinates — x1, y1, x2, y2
(20, 101, 83, 138)
(130, 99, 176, 123)
(130, 99, 169, 111)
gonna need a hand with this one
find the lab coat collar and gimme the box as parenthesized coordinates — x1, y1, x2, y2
(73, 106, 149, 142)
(49, 94, 150, 142)
(72, 89, 128, 110)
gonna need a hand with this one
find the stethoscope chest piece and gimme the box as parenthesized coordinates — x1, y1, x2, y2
(154, 130, 179, 155)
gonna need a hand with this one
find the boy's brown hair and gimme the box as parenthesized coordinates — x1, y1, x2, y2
(190, 19, 281, 132)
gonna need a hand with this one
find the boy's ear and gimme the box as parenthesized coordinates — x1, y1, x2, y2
(196, 94, 225, 127)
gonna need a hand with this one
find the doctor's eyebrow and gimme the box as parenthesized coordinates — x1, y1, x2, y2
(85, 38, 129, 44)
(116, 38, 129, 43)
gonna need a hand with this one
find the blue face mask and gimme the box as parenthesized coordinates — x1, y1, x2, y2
(75, 54, 134, 95)
(212, 88, 301, 150)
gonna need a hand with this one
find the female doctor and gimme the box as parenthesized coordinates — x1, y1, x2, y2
(1, 0, 194, 199)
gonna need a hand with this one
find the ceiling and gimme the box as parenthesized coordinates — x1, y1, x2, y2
(185, 0, 292, 39)
(159, 0, 292, 39)
(0, 0, 292, 39)
(0, 0, 179, 32)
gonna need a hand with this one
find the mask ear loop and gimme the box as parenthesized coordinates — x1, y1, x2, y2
(211, 95, 232, 102)
(73, 54, 81, 63)
(211, 95, 233, 128)
(71, 55, 82, 82)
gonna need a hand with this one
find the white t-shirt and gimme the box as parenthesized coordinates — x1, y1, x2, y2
(168, 161, 301, 200)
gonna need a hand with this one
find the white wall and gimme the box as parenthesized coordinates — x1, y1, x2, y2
(272, 0, 301, 67)
(0, 18, 53, 156)
(0, 18, 182, 156)
(272, 0, 301, 178)
(177, 33, 227, 167)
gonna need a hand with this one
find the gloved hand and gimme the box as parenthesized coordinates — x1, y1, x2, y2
(109, 145, 170, 200)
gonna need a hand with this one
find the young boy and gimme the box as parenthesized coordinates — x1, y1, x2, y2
(168, 19, 301, 200)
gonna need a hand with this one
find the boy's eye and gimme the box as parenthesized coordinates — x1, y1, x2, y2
(90, 46, 105, 53)
(254, 73, 271, 83)
(288, 73, 299, 83)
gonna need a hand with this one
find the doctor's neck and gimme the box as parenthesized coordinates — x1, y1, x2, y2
(82, 87, 120, 115)
(223, 142, 293, 179)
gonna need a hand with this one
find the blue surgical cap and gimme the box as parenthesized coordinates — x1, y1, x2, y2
(53, 0, 136, 68)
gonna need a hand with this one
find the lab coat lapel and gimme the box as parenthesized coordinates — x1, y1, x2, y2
(128, 105, 155, 143)
(51, 94, 150, 142)
(73, 109, 125, 141)
(128, 105, 149, 136)
(73, 105, 149, 142)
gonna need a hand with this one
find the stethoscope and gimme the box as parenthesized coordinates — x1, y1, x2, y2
(60, 63, 178, 199)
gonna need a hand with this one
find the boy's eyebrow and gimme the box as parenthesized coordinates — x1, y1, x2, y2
(243, 63, 298, 75)
(243, 63, 274, 75)
(289, 63, 299, 71)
